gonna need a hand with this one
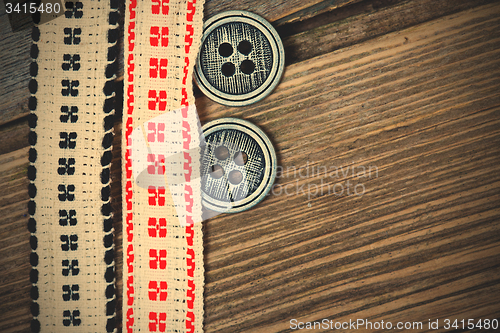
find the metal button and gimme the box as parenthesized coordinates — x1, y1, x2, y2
(201, 118, 277, 213)
(195, 11, 285, 106)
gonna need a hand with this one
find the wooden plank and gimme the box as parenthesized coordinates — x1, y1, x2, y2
(205, 0, 362, 24)
(0, 119, 29, 155)
(1, 1, 500, 332)
(0, 148, 31, 333)
(0, 2, 32, 127)
(282, 0, 497, 64)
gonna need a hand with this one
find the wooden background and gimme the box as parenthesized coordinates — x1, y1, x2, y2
(1, 0, 499, 332)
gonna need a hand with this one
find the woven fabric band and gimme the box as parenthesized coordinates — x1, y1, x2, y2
(28, 1, 118, 332)
(123, 0, 205, 332)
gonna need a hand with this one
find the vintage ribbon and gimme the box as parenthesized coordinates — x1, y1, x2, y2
(123, 0, 205, 332)
(28, 1, 118, 332)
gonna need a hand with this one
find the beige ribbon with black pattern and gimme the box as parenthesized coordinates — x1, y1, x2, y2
(28, 1, 118, 331)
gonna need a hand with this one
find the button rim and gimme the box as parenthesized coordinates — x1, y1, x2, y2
(195, 11, 285, 106)
(201, 117, 277, 213)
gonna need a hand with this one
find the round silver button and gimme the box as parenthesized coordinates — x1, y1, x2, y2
(195, 11, 285, 106)
(201, 118, 277, 213)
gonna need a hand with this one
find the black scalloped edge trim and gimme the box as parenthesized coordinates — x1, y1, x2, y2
(28, 22, 40, 333)
(103, 1, 120, 332)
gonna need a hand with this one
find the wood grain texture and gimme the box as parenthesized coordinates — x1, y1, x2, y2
(281, 0, 497, 65)
(0, 1, 32, 127)
(1, 0, 499, 332)
(0, 0, 359, 127)
(197, 2, 500, 331)
(204, 0, 363, 24)
(0, 147, 31, 333)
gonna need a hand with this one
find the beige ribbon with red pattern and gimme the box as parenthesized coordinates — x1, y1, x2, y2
(122, 0, 205, 332)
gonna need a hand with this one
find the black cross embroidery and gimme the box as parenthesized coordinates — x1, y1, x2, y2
(62, 285, 80, 301)
(62, 260, 79, 276)
(59, 132, 77, 149)
(64, 1, 84, 19)
(60, 106, 78, 123)
(61, 234, 78, 251)
(59, 209, 77, 226)
(58, 158, 76, 175)
(62, 54, 81, 71)
(61, 80, 79, 96)
(63, 310, 81, 326)
(58, 184, 75, 201)
(63, 28, 81, 45)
